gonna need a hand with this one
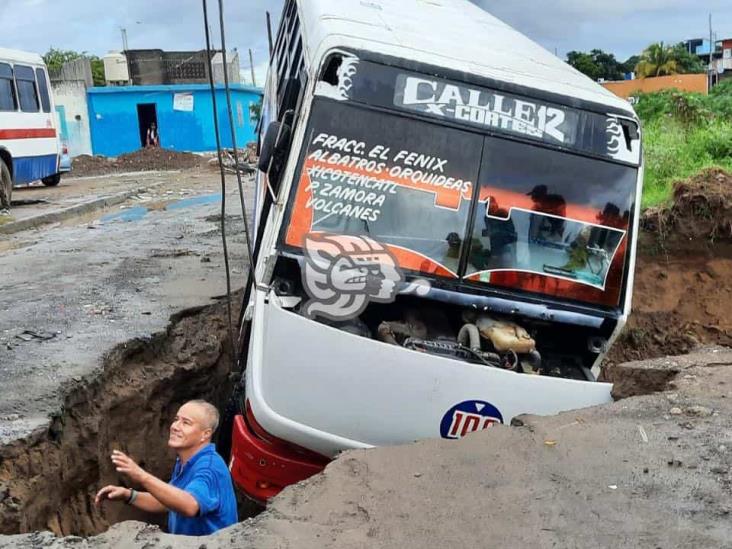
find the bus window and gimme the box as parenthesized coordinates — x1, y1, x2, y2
(35, 68, 51, 113)
(14, 65, 40, 113)
(0, 63, 16, 111)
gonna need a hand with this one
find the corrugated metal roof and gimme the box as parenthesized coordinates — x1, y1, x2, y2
(297, 0, 634, 114)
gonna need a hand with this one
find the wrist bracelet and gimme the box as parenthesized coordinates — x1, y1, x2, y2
(126, 489, 138, 505)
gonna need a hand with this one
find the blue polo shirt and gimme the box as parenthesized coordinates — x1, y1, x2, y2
(168, 443, 238, 536)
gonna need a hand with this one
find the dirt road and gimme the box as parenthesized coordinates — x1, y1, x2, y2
(0, 170, 251, 443)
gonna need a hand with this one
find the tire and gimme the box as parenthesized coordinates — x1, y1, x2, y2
(42, 173, 62, 187)
(0, 159, 11, 210)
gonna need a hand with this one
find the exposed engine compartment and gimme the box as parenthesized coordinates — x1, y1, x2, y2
(270, 257, 616, 382)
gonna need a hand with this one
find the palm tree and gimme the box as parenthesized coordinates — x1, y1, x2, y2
(635, 42, 679, 78)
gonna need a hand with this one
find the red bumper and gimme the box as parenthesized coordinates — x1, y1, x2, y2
(230, 412, 330, 503)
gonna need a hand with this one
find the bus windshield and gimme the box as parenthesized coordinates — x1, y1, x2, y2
(282, 98, 637, 308)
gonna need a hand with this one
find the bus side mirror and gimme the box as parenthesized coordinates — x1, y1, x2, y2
(258, 121, 291, 173)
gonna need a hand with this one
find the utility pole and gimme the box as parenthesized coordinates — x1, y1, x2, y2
(121, 27, 129, 52)
(709, 13, 714, 90)
(248, 48, 257, 87)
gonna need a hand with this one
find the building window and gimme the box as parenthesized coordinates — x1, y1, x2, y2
(724, 48, 731, 59)
(0, 63, 17, 111)
(14, 65, 39, 112)
(35, 68, 51, 113)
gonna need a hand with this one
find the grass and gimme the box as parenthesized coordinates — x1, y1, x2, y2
(642, 118, 732, 208)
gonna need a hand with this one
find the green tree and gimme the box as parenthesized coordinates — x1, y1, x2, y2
(671, 42, 706, 74)
(566, 49, 625, 81)
(42, 48, 106, 86)
(635, 42, 679, 78)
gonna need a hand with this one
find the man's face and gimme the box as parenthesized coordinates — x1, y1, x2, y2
(168, 403, 211, 450)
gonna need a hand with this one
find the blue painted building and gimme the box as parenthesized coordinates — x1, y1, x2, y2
(87, 84, 262, 157)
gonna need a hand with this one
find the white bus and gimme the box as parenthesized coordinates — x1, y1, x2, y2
(226, 0, 643, 503)
(0, 47, 62, 209)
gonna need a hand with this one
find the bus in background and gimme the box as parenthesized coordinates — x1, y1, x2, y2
(0, 47, 63, 210)
(226, 0, 643, 504)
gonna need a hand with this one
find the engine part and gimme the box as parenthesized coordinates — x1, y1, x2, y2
(457, 323, 481, 351)
(403, 338, 475, 362)
(520, 349, 542, 374)
(476, 316, 536, 354)
(377, 314, 428, 345)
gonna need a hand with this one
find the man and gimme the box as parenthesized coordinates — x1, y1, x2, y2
(146, 122, 159, 147)
(95, 400, 238, 536)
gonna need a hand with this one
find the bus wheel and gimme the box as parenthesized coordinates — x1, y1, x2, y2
(0, 159, 11, 209)
(42, 173, 62, 187)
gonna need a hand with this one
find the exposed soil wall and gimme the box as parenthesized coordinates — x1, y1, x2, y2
(606, 169, 732, 364)
(0, 298, 238, 536)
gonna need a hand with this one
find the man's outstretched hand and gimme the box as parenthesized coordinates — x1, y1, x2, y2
(94, 485, 130, 507)
(111, 450, 149, 484)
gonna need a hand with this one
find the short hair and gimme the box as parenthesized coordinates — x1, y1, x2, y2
(185, 400, 220, 432)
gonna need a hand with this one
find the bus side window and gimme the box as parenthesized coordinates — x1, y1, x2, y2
(14, 65, 40, 113)
(35, 68, 51, 113)
(272, 0, 306, 120)
(0, 63, 17, 111)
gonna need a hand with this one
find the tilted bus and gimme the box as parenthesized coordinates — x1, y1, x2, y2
(225, 0, 643, 503)
(0, 48, 64, 209)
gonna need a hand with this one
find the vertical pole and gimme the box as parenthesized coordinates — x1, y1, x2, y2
(266, 11, 274, 57)
(709, 13, 714, 90)
(121, 28, 129, 51)
(248, 48, 257, 87)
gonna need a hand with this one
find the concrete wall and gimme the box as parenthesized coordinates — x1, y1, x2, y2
(602, 74, 709, 99)
(51, 80, 93, 157)
(87, 84, 262, 157)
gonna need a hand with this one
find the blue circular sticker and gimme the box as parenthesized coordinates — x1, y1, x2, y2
(440, 400, 503, 439)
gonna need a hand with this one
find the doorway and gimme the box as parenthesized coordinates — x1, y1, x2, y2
(136, 103, 158, 148)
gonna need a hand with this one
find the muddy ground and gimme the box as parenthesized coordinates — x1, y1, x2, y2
(4, 347, 732, 548)
(71, 149, 209, 178)
(0, 170, 252, 537)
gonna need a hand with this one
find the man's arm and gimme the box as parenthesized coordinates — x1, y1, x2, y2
(111, 450, 201, 518)
(94, 485, 167, 514)
(138, 472, 200, 518)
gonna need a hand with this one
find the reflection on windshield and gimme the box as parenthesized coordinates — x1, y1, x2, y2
(284, 100, 483, 277)
(465, 200, 625, 289)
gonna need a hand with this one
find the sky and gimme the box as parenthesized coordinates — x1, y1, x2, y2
(2, 0, 732, 86)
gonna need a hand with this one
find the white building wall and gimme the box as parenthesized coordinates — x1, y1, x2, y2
(51, 80, 92, 157)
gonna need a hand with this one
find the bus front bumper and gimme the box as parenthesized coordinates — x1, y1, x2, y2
(230, 412, 330, 503)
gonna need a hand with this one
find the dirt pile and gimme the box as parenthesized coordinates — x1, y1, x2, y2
(0, 299, 238, 537)
(642, 168, 732, 243)
(72, 149, 206, 177)
(607, 169, 732, 364)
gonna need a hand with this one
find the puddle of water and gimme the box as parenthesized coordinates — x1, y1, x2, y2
(96, 193, 222, 224)
(166, 193, 221, 210)
(100, 206, 149, 223)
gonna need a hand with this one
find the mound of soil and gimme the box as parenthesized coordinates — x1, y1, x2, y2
(642, 168, 732, 243)
(606, 245, 732, 363)
(71, 148, 206, 177)
(608, 168, 732, 364)
(71, 155, 117, 177)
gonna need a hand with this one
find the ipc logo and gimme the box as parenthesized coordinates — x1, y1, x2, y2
(440, 400, 503, 440)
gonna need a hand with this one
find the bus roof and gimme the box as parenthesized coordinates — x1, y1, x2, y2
(0, 47, 45, 66)
(298, 0, 634, 115)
